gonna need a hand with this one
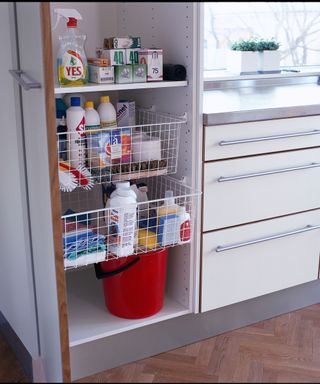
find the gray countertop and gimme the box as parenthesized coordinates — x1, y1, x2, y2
(203, 83, 320, 125)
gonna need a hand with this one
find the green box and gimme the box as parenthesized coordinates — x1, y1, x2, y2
(114, 65, 133, 84)
(132, 64, 147, 83)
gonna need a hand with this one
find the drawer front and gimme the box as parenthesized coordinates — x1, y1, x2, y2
(201, 210, 320, 312)
(205, 116, 320, 161)
(203, 148, 320, 231)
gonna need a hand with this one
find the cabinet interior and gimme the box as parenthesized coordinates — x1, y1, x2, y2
(50, 2, 199, 345)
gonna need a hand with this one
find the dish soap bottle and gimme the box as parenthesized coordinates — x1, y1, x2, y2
(55, 8, 88, 86)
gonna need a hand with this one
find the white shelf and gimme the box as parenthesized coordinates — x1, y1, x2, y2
(67, 267, 190, 347)
(54, 80, 188, 95)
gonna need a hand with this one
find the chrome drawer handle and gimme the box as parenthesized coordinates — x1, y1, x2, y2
(9, 70, 41, 90)
(219, 130, 320, 146)
(216, 224, 320, 252)
(218, 162, 320, 183)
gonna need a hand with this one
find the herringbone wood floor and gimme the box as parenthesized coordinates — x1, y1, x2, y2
(2, 304, 320, 383)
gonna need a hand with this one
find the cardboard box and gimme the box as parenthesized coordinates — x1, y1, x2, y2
(132, 64, 147, 83)
(138, 49, 163, 81)
(88, 65, 114, 84)
(116, 100, 136, 127)
(125, 48, 140, 64)
(104, 37, 141, 49)
(114, 65, 133, 84)
(96, 48, 126, 66)
(87, 57, 110, 67)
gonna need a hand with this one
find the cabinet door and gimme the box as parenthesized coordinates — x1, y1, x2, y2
(205, 116, 320, 161)
(201, 209, 320, 312)
(0, 2, 39, 368)
(14, 3, 69, 382)
(203, 147, 320, 231)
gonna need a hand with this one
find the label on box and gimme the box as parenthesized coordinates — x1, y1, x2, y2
(88, 57, 110, 67)
(88, 65, 114, 83)
(96, 49, 126, 66)
(104, 37, 141, 49)
(132, 64, 147, 83)
(114, 65, 133, 83)
(125, 48, 140, 64)
(139, 49, 163, 81)
(117, 100, 136, 127)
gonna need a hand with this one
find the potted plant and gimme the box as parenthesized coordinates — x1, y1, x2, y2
(226, 39, 260, 75)
(256, 39, 281, 73)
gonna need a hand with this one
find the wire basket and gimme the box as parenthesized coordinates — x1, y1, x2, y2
(57, 109, 185, 191)
(62, 176, 199, 270)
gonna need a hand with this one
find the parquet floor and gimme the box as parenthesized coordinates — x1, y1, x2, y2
(2, 304, 320, 383)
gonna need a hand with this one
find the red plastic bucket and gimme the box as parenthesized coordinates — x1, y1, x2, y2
(94, 248, 168, 319)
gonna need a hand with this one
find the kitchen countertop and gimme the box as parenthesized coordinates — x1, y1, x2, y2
(203, 83, 320, 125)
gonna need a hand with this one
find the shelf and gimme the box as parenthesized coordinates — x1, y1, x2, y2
(67, 267, 190, 346)
(54, 80, 188, 95)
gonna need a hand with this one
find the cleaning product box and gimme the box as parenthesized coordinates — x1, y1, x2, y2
(116, 100, 136, 127)
(88, 65, 114, 84)
(132, 64, 147, 83)
(96, 48, 126, 65)
(139, 49, 163, 81)
(104, 36, 141, 49)
(88, 57, 110, 67)
(114, 65, 133, 83)
(125, 48, 140, 64)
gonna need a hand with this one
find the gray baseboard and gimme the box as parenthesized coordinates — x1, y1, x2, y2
(70, 279, 320, 381)
(0, 311, 33, 382)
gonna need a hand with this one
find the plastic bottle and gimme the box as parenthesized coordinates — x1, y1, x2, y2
(97, 96, 121, 164)
(177, 206, 191, 244)
(56, 9, 88, 86)
(84, 101, 103, 171)
(66, 97, 86, 168)
(57, 112, 68, 161)
(97, 96, 117, 128)
(108, 182, 137, 257)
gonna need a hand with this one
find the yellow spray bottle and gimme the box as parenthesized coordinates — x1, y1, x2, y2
(54, 8, 88, 86)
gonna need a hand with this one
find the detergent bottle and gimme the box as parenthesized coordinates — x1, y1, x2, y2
(55, 8, 88, 86)
(108, 182, 137, 257)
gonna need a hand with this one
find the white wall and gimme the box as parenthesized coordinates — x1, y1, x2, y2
(0, 2, 39, 358)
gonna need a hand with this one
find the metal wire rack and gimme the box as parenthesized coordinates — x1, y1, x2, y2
(57, 109, 185, 191)
(62, 176, 199, 270)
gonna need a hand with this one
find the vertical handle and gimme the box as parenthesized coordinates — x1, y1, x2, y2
(9, 69, 41, 90)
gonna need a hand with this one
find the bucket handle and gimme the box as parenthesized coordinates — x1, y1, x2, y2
(94, 257, 140, 279)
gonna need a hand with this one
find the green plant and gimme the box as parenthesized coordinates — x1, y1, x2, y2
(256, 38, 280, 51)
(230, 38, 280, 52)
(230, 39, 258, 51)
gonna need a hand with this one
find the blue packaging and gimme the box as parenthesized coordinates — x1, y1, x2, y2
(157, 214, 180, 247)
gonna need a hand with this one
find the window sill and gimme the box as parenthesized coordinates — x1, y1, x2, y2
(204, 67, 320, 82)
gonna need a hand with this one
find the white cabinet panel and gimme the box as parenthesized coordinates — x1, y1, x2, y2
(201, 209, 320, 312)
(203, 148, 320, 231)
(205, 116, 320, 161)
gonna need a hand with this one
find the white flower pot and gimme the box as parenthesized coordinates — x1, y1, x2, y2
(259, 50, 281, 73)
(226, 50, 259, 75)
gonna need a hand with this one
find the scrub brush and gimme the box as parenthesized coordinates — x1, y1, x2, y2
(59, 170, 78, 192)
(59, 161, 94, 190)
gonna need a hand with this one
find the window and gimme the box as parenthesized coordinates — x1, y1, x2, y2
(204, 2, 320, 72)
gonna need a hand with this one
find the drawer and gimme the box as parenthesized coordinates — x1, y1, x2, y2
(201, 210, 320, 312)
(205, 116, 320, 161)
(203, 148, 320, 231)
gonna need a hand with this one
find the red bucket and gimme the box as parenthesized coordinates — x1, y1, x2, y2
(95, 249, 168, 319)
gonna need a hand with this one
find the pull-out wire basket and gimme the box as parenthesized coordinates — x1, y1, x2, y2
(62, 176, 199, 270)
(57, 109, 185, 190)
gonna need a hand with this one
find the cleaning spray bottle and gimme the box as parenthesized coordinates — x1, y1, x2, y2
(54, 8, 88, 86)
